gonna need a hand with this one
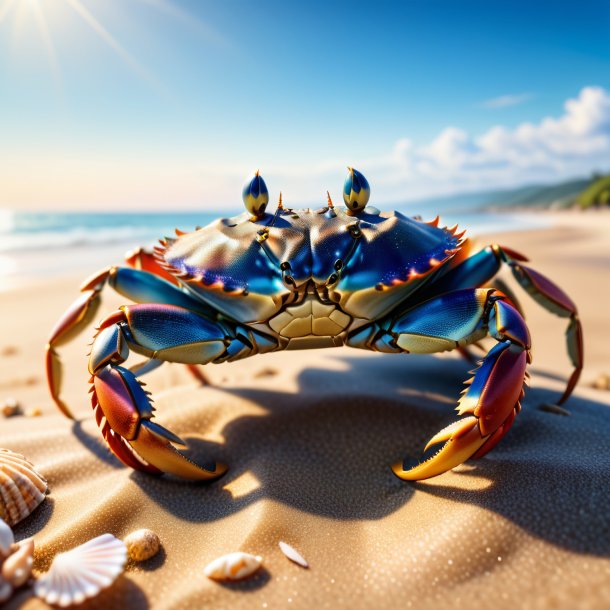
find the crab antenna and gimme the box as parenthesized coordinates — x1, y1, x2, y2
(278, 192, 284, 210)
(326, 191, 334, 209)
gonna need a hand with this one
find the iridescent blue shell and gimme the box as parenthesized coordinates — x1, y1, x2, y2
(162, 209, 462, 323)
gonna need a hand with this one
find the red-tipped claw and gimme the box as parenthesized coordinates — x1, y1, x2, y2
(393, 340, 527, 481)
(92, 365, 226, 481)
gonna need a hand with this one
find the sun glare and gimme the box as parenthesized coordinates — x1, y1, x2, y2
(0, 0, 204, 93)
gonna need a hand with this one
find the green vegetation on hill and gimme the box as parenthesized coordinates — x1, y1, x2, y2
(482, 177, 594, 209)
(576, 174, 610, 208)
(404, 171, 610, 212)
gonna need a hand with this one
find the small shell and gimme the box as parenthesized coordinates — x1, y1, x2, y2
(1, 399, 21, 418)
(27, 408, 43, 418)
(2, 538, 34, 588)
(593, 373, 610, 391)
(0, 449, 48, 526)
(204, 552, 263, 581)
(279, 541, 309, 568)
(0, 518, 14, 558)
(34, 534, 127, 607)
(124, 529, 160, 562)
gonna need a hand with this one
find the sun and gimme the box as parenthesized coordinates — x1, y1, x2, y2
(0, 0, 157, 90)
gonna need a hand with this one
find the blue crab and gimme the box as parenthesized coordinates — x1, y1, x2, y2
(46, 168, 583, 481)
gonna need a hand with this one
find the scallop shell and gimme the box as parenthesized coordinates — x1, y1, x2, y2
(278, 541, 309, 568)
(34, 534, 127, 607)
(204, 551, 263, 581)
(0, 449, 47, 526)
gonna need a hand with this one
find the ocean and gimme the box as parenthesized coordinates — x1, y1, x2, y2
(0, 209, 547, 291)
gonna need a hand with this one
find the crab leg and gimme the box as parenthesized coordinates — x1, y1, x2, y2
(46, 265, 215, 418)
(88, 303, 275, 480)
(416, 244, 582, 404)
(359, 288, 531, 481)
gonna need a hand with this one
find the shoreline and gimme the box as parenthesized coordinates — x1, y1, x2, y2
(2, 208, 600, 294)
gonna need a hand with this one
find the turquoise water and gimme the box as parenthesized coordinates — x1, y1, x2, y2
(0, 209, 547, 290)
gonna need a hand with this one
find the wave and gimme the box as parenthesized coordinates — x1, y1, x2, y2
(0, 226, 160, 253)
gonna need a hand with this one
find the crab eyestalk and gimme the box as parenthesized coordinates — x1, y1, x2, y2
(242, 170, 270, 219)
(343, 167, 370, 215)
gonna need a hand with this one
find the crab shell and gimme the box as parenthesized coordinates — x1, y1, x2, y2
(157, 208, 464, 328)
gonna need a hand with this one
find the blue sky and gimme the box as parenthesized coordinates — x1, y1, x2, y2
(0, 0, 609, 209)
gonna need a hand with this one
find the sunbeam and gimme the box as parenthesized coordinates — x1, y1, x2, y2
(63, 0, 158, 88)
(29, 0, 62, 92)
(134, 0, 230, 49)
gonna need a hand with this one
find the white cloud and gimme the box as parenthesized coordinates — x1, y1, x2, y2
(3, 87, 608, 209)
(480, 93, 534, 109)
(362, 86, 610, 202)
(219, 86, 610, 206)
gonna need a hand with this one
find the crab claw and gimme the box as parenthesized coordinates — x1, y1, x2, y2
(393, 340, 527, 481)
(93, 365, 227, 481)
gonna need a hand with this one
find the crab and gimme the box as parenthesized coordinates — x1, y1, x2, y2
(45, 168, 583, 482)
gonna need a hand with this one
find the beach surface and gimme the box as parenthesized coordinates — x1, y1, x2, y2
(1, 210, 609, 609)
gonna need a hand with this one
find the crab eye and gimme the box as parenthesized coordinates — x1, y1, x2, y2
(242, 170, 269, 218)
(343, 167, 370, 214)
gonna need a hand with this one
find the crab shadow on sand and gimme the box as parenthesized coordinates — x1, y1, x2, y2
(126, 352, 610, 559)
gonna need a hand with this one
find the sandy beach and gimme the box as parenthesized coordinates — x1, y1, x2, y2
(1, 210, 609, 610)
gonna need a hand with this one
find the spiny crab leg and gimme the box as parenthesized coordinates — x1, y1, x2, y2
(46, 268, 110, 418)
(355, 288, 531, 481)
(507, 258, 583, 404)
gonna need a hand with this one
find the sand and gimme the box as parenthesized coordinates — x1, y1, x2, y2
(1, 210, 609, 609)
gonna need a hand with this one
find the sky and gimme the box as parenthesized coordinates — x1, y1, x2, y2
(0, 0, 609, 210)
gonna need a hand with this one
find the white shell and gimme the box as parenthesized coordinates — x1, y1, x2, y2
(0, 449, 48, 526)
(204, 551, 262, 581)
(34, 534, 127, 607)
(278, 541, 309, 568)
(0, 518, 14, 558)
(2, 538, 34, 588)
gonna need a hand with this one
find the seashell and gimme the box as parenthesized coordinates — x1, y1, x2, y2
(593, 373, 610, 391)
(35, 534, 127, 607)
(124, 529, 160, 562)
(1, 398, 21, 418)
(0, 449, 48, 526)
(0, 518, 14, 558)
(204, 551, 263, 581)
(278, 541, 309, 568)
(2, 538, 34, 588)
(27, 408, 43, 417)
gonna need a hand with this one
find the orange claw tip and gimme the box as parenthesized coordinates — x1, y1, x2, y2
(392, 425, 488, 481)
(423, 416, 479, 452)
(129, 424, 228, 481)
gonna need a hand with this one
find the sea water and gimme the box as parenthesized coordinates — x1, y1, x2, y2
(0, 209, 547, 291)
